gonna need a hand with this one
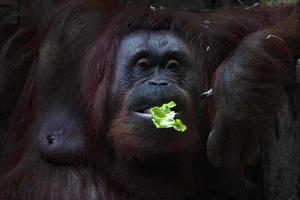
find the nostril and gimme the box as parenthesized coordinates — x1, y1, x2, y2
(46, 130, 64, 145)
(46, 135, 55, 145)
(149, 80, 169, 86)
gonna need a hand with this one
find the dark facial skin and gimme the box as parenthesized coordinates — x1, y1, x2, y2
(110, 31, 202, 147)
(36, 34, 87, 165)
(35, 11, 103, 165)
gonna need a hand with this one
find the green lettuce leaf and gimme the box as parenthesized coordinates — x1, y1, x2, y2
(150, 101, 187, 132)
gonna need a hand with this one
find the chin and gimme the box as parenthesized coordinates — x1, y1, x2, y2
(108, 104, 199, 162)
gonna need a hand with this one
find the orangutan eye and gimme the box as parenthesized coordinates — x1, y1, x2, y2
(166, 60, 180, 71)
(135, 58, 151, 70)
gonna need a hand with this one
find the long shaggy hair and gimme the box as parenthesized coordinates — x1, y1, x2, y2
(0, 0, 297, 199)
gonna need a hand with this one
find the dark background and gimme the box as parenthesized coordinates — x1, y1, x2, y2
(0, 0, 261, 47)
(0, 0, 294, 47)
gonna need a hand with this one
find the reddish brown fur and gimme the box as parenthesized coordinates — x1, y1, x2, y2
(208, 9, 299, 170)
(0, 0, 298, 199)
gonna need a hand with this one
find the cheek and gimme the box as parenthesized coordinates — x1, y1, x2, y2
(37, 110, 86, 165)
(109, 71, 134, 115)
(182, 72, 204, 95)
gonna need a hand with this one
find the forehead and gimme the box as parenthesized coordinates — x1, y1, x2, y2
(117, 31, 189, 56)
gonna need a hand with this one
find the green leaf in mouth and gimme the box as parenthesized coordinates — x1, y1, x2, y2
(150, 101, 187, 133)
